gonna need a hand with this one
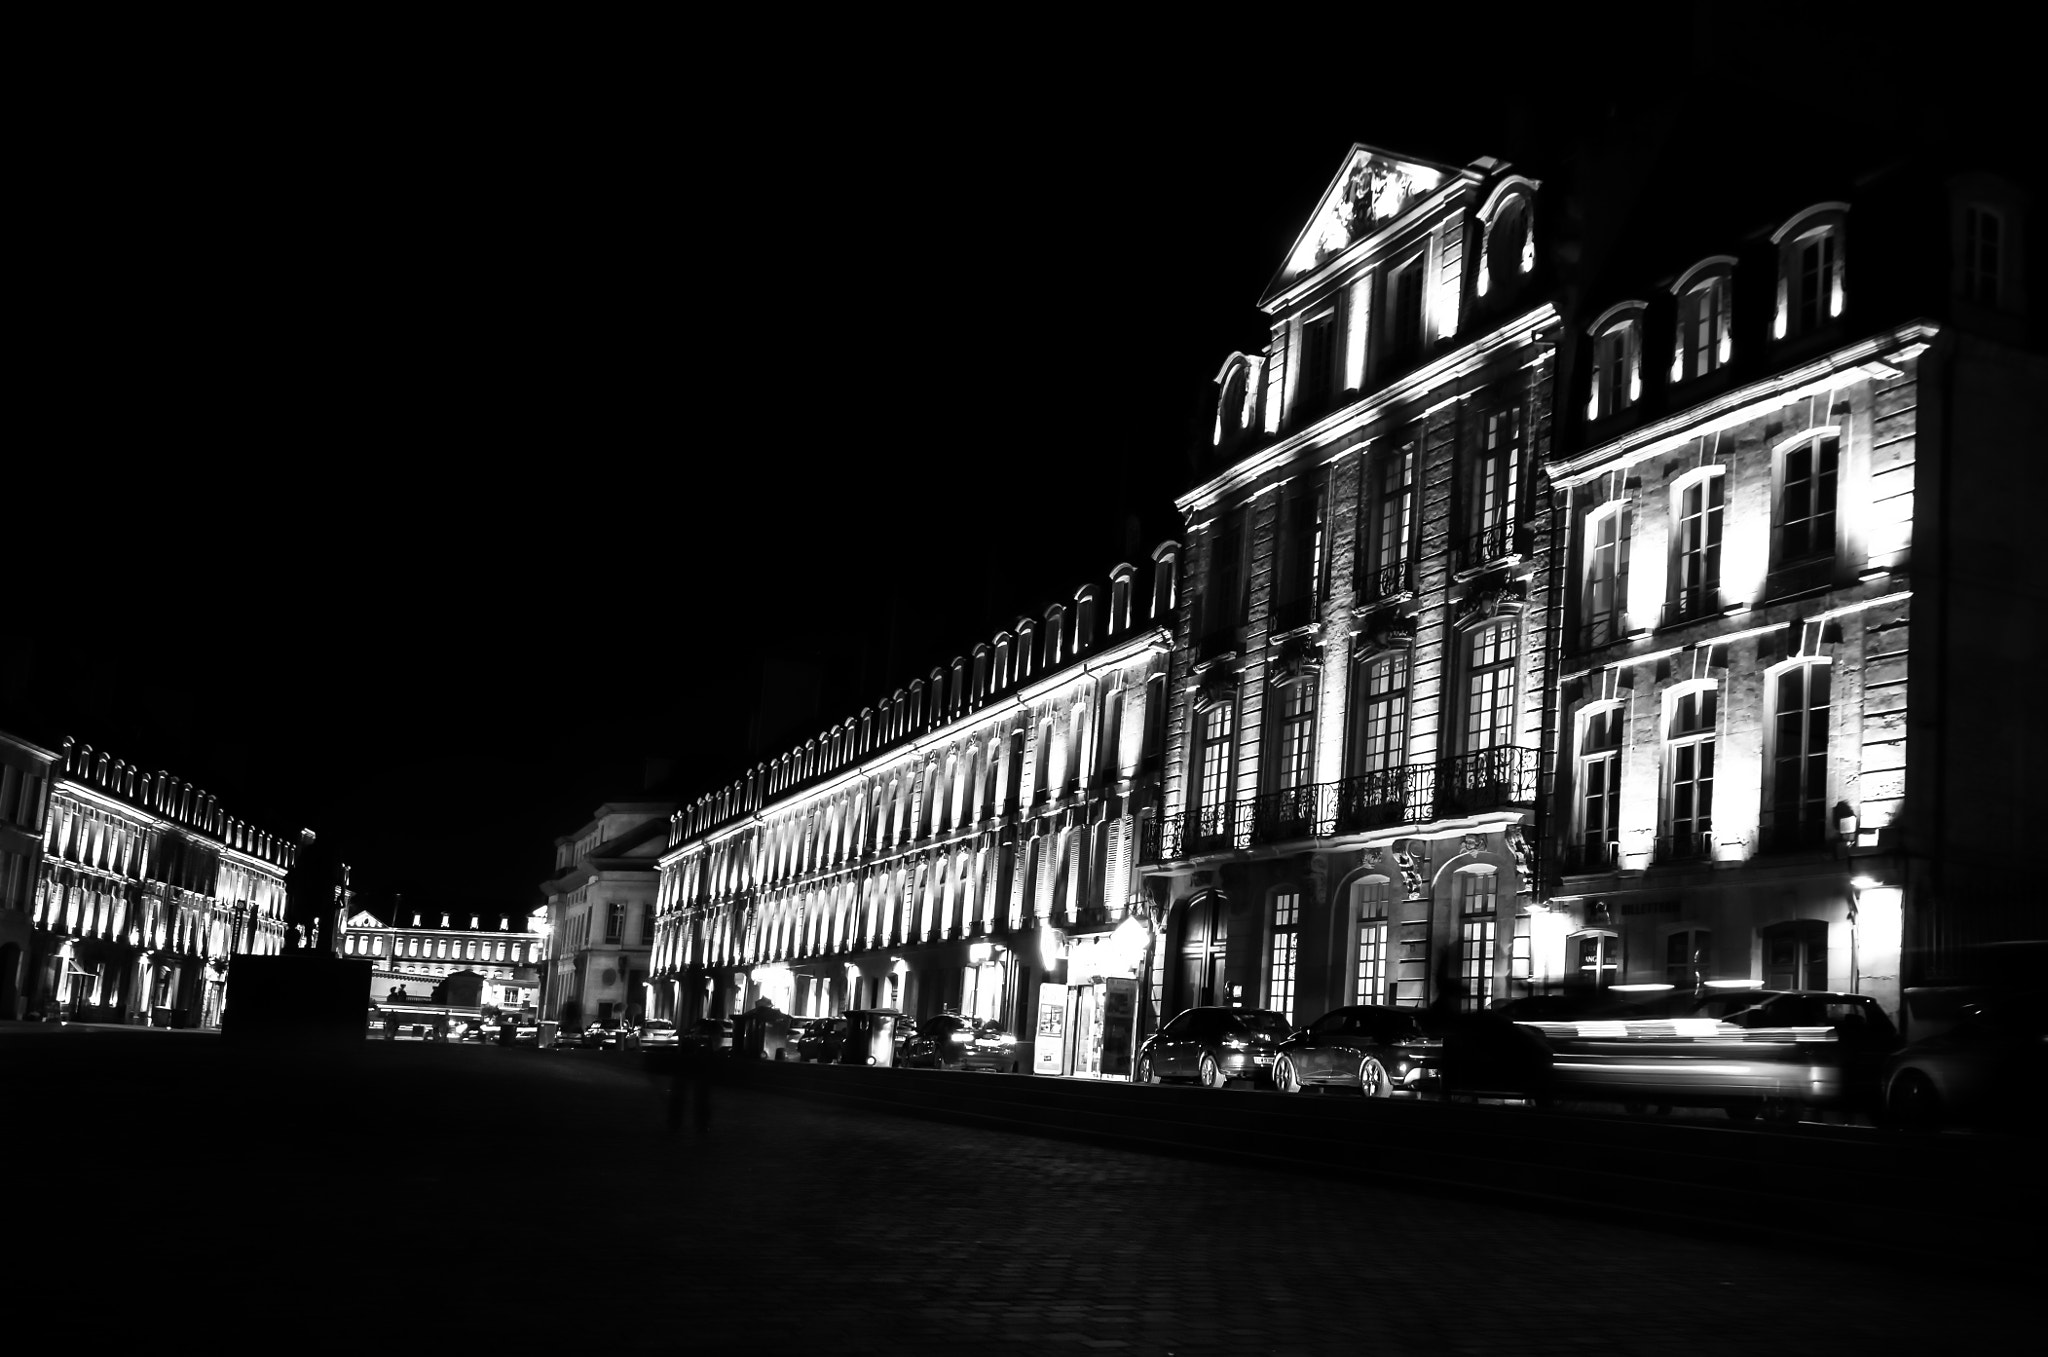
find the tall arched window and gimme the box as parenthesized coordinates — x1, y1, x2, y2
(1575, 701, 1625, 871)
(1582, 501, 1629, 647)
(1766, 661, 1831, 852)
(1266, 888, 1300, 1023)
(1454, 867, 1498, 1012)
(1350, 876, 1391, 1007)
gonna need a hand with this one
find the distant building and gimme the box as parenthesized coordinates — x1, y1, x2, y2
(17, 735, 298, 1026)
(337, 908, 540, 1013)
(538, 803, 674, 1028)
(0, 731, 60, 1018)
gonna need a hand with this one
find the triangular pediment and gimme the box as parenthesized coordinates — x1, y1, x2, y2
(346, 910, 383, 930)
(1264, 144, 1465, 303)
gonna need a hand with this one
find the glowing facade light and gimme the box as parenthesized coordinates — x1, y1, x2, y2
(1476, 254, 1491, 297)
(1773, 278, 1788, 339)
(1829, 274, 1844, 318)
(1520, 228, 1535, 274)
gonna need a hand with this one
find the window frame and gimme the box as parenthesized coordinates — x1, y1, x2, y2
(1772, 429, 1841, 573)
(1575, 701, 1626, 868)
(1346, 650, 1410, 779)
(1662, 683, 1718, 861)
(1266, 888, 1300, 1023)
(1771, 204, 1848, 340)
(1586, 303, 1645, 420)
(1267, 675, 1318, 795)
(1765, 659, 1832, 851)
(1670, 263, 1734, 382)
(1669, 468, 1725, 623)
(1455, 867, 1498, 1013)
(1461, 620, 1520, 755)
(1350, 876, 1392, 1008)
(1385, 253, 1426, 371)
(1961, 202, 2004, 307)
(1356, 438, 1417, 602)
(1581, 499, 1629, 647)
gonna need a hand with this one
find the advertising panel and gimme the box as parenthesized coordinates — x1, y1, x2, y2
(1032, 981, 1069, 1076)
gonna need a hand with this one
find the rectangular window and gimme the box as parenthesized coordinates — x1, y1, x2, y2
(1297, 306, 1338, 415)
(1355, 879, 1389, 1007)
(1270, 680, 1316, 793)
(1267, 891, 1299, 1023)
(605, 903, 625, 945)
(1205, 509, 1249, 638)
(1194, 701, 1234, 816)
(1583, 507, 1628, 646)
(1770, 664, 1830, 848)
(1672, 474, 1724, 621)
(1795, 231, 1837, 332)
(1457, 872, 1497, 1013)
(1358, 441, 1416, 601)
(1463, 623, 1518, 753)
(1348, 653, 1410, 776)
(1388, 258, 1424, 370)
(1275, 477, 1328, 629)
(1665, 689, 1716, 860)
(1963, 206, 2003, 305)
(1473, 409, 1520, 541)
(1592, 325, 1633, 417)
(1577, 704, 1625, 868)
(1777, 435, 1838, 566)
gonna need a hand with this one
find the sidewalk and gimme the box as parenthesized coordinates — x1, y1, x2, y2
(0, 1019, 214, 1036)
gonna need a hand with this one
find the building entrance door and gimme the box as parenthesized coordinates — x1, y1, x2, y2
(1763, 920, 1828, 991)
(1175, 893, 1228, 1012)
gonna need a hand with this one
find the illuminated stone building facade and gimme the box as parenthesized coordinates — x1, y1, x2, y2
(20, 736, 297, 1026)
(650, 557, 1177, 1054)
(539, 803, 673, 1027)
(1543, 145, 2044, 1011)
(0, 731, 59, 1019)
(1139, 146, 1562, 1027)
(338, 908, 540, 1013)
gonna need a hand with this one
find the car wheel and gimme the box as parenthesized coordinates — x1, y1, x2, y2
(1198, 1052, 1227, 1089)
(1889, 1070, 1942, 1132)
(1357, 1056, 1391, 1099)
(1136, 1054, 1157, 1085)
(1273, 1056, 1304, 1095)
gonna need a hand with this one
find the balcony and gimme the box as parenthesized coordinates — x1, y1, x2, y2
(1358, 562, 1415, 606)
(1560, 839, 1619, 874)
(1454, 521, 1527, 575)
(1249, 784, 1322, 844)
(1336, 765, 1431, 833)
(1654, 829, 1715, 864)
(1433, 746, 1538, 814)
(1660, 587, 1721, 629)
(1268, 593, 1317, 636)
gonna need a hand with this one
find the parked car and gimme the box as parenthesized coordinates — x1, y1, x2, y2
(550, 1022, 586, 1050)
(584, 1019, 633, 1050)
(634, 1019, 681, 1049)
(1271, 1006, 1444, 1096)
(682, 1017, 733, 1054)
(797, 1017, 848, 1063)
(1885, 991, 2048, 1132)
(899, 1014, 1020, 1072)
(1135, 1007, 1292, 1087)
(512, 1021, 539, 1047)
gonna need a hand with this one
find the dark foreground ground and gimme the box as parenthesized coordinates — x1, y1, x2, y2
(7, 1028, 2030, 1354)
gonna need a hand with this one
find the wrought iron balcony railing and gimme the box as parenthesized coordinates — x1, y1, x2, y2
(1453, 520, 1525, 574)
(1654, 829, 1715, 864)
(1433, 745, 1538, 814)
(1560, 839, 1619, 874)
(1358, 561, 1415, 606)
(1337, 764, 1431, 832)
(1250, 784, 1322, 844)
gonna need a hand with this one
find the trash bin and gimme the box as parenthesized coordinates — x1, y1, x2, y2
(839, 1009, 902, 1067)
(539, 1020, 560, 1049)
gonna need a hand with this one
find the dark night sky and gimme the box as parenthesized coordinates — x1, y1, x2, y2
(6, 15, 1983, 922)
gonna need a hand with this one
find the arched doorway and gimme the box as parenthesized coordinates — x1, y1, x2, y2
(1172, 892, 1228, 1012)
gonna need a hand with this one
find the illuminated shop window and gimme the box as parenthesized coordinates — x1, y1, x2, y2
(1266, 890, 1299, 1024)
(1663, 688, 1716, 861)
(1582, 503, 1629, 647)
(1573, 931, 1619, 987)
(1576, 703, 1624, 869)
(1455, 869, 1496, 1012)
(1353, 877, 1390, 1008)
(1670, 471, 1724, 623)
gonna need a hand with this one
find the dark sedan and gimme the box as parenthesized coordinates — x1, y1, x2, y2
(681, 1017, 733, 1054)
(898, 1014, 1020, 1072)
(1136, 1007, 1291, 1088)
(1885, 990, 2048, 1132)
(1272, 1006, 1444, 1097)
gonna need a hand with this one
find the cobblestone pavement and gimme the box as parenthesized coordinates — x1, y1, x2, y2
(16, 1035, 2026, 1354)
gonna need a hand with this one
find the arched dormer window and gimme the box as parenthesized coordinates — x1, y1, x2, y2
(1771, 203, 1848, 340)
(1586, 301, 1646, 420)
(1476, 179, 1537, 300)
(1669, 256, 1735, 382)
(1212, 353, 1261, 448)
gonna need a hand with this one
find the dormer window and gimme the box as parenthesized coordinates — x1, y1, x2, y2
(1297, 303, 1339, 415)
(1771, 204, 1848, 340)
(1962, 205, 2003, 305)
(1586, 304, 1643, 420)
(1669, 258, 1734, 382)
